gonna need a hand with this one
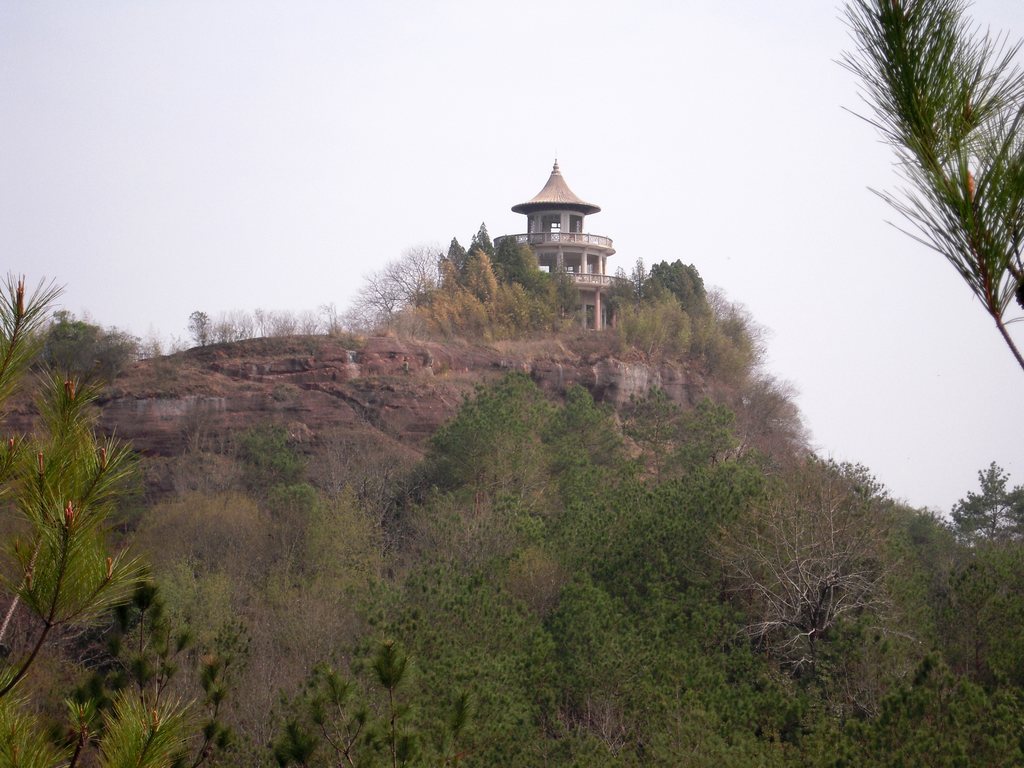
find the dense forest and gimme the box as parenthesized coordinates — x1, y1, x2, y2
(2, 240, 1023, 768)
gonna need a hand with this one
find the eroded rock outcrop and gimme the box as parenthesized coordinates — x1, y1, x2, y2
(5, 335, 708, 458)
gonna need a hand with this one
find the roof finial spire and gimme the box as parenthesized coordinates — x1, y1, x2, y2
(552, 156, 560, 174)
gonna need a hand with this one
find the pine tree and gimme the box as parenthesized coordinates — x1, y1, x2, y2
(468, 223, 494, 259)
(951, 462, 1024, 542)
(445, 237, 468, 276)
(0, 276, 189, 768)
(843, 0, 1024, 371)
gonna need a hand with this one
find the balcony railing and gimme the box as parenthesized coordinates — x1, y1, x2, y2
(568, 272, 624, 288)
(499, 232, 614, 249)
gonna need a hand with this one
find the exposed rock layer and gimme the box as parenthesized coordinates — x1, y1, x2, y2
(3, 335, 707, 457)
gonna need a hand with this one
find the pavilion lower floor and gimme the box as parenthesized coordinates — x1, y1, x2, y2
(579, 286, 612, 331)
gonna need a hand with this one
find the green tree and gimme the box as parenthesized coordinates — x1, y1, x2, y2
(373, 640, 416, 768)
(544, 385, 623, 476)
(42, 310, 99, 375)
(675, 398, 739, 471)
(274, 641, 470, 768)
(628, 258, 647, 308)
(943, 543, 1024, 685)
(646, 260, 708, 315)
(492, 237, 549, 296)
(623, 388, 682, 481)
(235, 424, 305, 492)
(373, 565, 552, 767)
(426, 373, 554, 511)
(467, 222, 494, 259)
(445, 237, 468, 276)
(547, 577, 639, 756)
(605, 267, 637, 319)
(951, 461, 1024, 542)
(74, 583, 242, 767)
(839, 655, 1024, 767)
(43, 310, 140, 382)
(0, 276, 187, 767)
(842, 0, 1024, 371)
(551, 267, 577, 319)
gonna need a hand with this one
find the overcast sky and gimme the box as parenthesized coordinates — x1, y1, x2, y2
(2, 1, 1022, 513)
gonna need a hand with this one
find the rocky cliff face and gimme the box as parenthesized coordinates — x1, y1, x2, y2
(4, 335, 708, 459)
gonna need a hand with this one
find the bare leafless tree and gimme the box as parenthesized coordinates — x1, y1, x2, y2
(268, 310, 298, 337)
(320, 302, 344, 335)
(732, 374, 810, 463)
(297, 309, 322, 335)
(353, 244, 441, 330)
(212, 315, 239, 344)
(354, 271, 404, 328)
(717, 460, 893, 674)
(212, 310, 257, 343)
(384, 244, 441, 307)
(253, 308, 269, 338)
(232, 309, 256, 340)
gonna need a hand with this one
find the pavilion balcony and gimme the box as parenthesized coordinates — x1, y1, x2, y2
(568, 272, 626, 288)
(498, 232, 614, 249)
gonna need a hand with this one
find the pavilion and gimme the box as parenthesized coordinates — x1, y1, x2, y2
(495, 161, 619, 330)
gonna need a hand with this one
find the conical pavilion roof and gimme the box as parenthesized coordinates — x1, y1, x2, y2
(511, 161, 601, 215)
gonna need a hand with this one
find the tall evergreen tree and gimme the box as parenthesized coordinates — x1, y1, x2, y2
(951, 462, 1024, 542)
(445, 237, 468, 276)
(468, 223, 494, 259)
(492, 236, 542, 290)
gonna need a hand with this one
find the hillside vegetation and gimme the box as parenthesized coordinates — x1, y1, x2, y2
(2, 257, 1023, 767)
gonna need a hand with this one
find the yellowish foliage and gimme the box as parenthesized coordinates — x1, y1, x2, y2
(616, 297, 692, 359)
(505, 545, 568, 617)
(304, 486, 383, 590)
(133, 491, 271, 579)
(464, 253, 499, 304)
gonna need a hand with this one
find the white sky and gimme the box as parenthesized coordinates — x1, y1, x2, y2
(2, 1, 1022, 513)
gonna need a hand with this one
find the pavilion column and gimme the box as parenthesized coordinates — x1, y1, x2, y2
(594, 289, 602, 331)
